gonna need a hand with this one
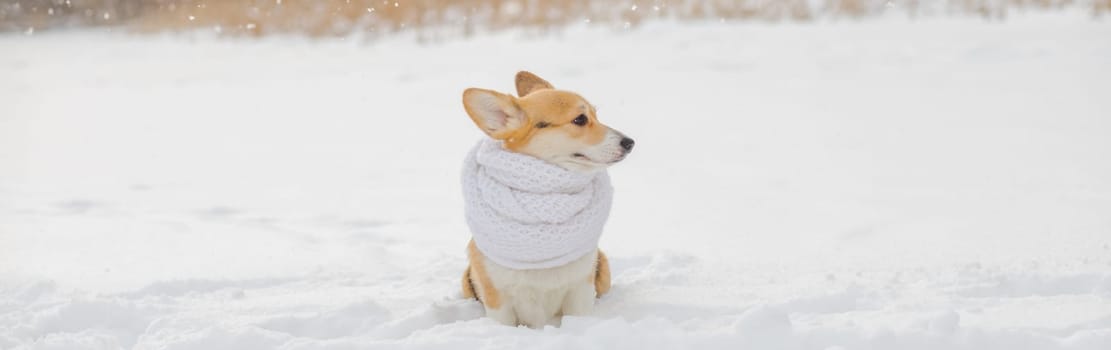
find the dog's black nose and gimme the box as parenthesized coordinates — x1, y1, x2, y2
(620, 137, 635, 151)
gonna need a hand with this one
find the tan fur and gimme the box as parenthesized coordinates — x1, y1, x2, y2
(515, 71, 554, 97)
(461, 268, 475, 299)
(595, 250, 612, 297)
(465, 239, 501, 309)
(462, 71, 611, 157)
(504, 90, 607, 152)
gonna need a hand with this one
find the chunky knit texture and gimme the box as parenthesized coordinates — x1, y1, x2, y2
(462, 139, 613, 270)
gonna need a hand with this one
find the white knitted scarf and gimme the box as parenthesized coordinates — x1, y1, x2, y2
(462, 139, 613, 270)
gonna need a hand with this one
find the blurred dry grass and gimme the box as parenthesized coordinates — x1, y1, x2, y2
(2, 0, 1108, 36)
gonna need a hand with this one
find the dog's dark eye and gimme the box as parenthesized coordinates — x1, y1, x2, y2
(572, 114, 588, 126)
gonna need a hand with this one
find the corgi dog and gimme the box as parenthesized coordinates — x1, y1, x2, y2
(460, 71, 634, 328)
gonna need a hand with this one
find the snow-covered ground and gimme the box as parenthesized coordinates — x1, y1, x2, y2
(2, 12, 1111, 350)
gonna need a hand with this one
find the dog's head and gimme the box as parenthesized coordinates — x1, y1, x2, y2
(462, 71, 634, 173)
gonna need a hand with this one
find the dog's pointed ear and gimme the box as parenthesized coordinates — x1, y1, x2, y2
(515, 71, 554, 97)
(463, 88, 526, 139)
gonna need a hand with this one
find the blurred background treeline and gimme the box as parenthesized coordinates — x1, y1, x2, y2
(3, 0, 1109, 37)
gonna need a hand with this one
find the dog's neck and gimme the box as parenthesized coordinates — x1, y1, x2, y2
(461, 139, 614, 270)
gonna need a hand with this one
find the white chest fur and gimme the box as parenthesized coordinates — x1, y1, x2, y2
(481, 249, 599, 328)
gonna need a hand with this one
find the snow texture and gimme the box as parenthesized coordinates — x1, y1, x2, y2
(2, 12, 1111, 350)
